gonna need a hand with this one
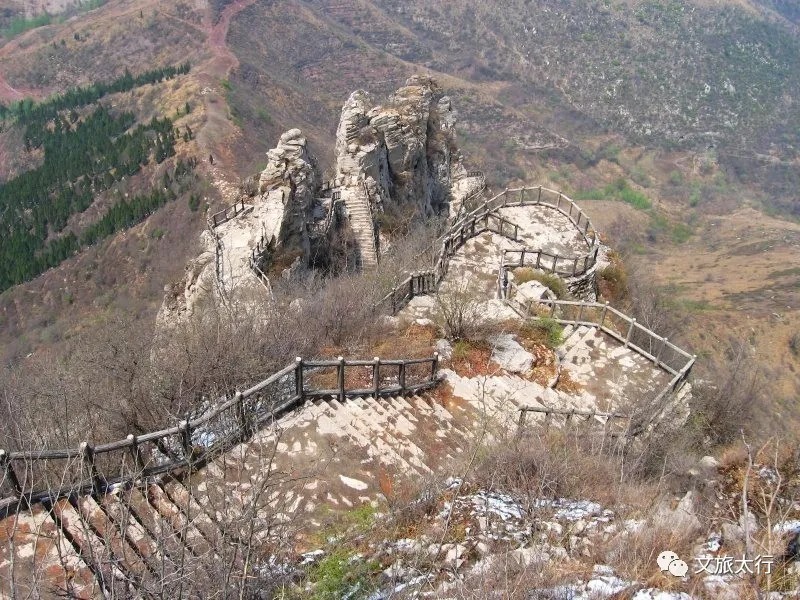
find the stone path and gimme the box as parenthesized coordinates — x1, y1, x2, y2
(0, 198, 679, 597)
(341, 184, 378, 269)
(497, 205, 590, 256)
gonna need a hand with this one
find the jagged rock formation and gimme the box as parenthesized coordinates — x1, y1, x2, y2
(332, 76, 479, 267)
(159, 77, 482, 325)
(257, 128, 319, 257)
(334, 76, 465, 217)
(158, 129, 318, 327)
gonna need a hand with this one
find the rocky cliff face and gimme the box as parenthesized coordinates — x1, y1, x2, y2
(157, 130, 319, 328)
(334, 76, 467, 219)
(258, 128, 319, 259)
(158, 76, 475, 327)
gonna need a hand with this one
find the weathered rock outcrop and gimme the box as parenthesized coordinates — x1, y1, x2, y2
(157, 129, 319, 328)
(258, 128, 319, 257)
(334, 76, 467, 219)
(158, 76, 479, 325)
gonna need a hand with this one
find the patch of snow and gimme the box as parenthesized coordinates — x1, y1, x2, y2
(773, 520, 800, 533)
(299, 549, 324, 565)
(339, 475, 369, 491)
(632, 590, 692, 600)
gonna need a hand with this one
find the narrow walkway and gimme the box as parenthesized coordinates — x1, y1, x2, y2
(341, 185, 378, 269)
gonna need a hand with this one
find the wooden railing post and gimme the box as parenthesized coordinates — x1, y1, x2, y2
(573, 257, 579, 274)
(537, 185, 542, 204)
(520, 249, 525, 267)
(550, 300, 556, 317)
(235, 391, 252, 439)
(373, 357, 381, 397)
(625, 318, 636, 348)
(127, 434, 144, 473)
(180, 420, 193, 459)
(432, 353, 439, 382)
(399, 361, 407, 392)
(556, 193, 562, 211)
(0, 450, 23, 498)
(519, 188, 526, 205)
(577, 303, 584, 324)
(80, 442, 102, 496)
(535, 252, 541, 269)
(295, 357, 304, 400)
(656, 338, 667, 368)
(552, 255, 558, 272)
(600, 302, 609, 328)
(516, 409, 527, 437)
(338, 356, 346, 402)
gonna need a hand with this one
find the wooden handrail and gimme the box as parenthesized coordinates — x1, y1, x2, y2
(0, 354, 440, 507)
(501, 293, 696, 435)
(379, 184, 593, 315)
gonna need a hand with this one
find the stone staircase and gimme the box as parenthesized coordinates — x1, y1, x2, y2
(0, 392, 479, 598)
(342, 184, 378, 269)
(0, 323, 678, 598)
(555, 323, 672, 409)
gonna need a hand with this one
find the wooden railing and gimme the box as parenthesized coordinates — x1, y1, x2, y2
(503, 294, 695, 427)
(208, 198, 247, 228)
(516, 406, 630, 431)
(380, 184, 599, 314)
(0, 355, 440, 510)
(501, 245, 600, 279)
(377, 203, 521, 313)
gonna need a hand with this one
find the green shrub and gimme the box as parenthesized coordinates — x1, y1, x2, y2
(307, 549, 378, 600)
(521, 317, 564, 348)
(574, 178, 651, 210)
(671, 222, 692, 244)
(790, 333, 800, 358)
(512, 268, 567, 299)
(598, 263, 628, 301)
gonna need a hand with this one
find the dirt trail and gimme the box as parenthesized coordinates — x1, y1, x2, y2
(193, 0, 258, 196)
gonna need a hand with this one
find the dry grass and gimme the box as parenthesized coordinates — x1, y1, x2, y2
(448, 339, 502, 378)
(597, 519, 700, 590)
(371, 321, 437, 359)
(554, 368, 582, 394)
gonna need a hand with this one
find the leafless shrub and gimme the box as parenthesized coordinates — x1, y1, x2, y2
(690, 338, 763, 446)
(434, 278, 489, 341)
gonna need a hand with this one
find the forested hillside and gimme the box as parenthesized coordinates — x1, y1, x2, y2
(0, 64, 194, 291)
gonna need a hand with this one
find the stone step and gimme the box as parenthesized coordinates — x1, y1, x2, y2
(76, 495, 151, 584)
(147, 484, 211, 559)
(162, 478, 223, 551)
(332, 398, 421, 475)
(560, 324, 589, 353)
(51, 497, 122, 594)
(354, 397, 429, 474)
(100, 488, 167, 575)
(562, 327, 600, 367)
(0, 504, 100, 599)
(124, 487, 185, 574)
